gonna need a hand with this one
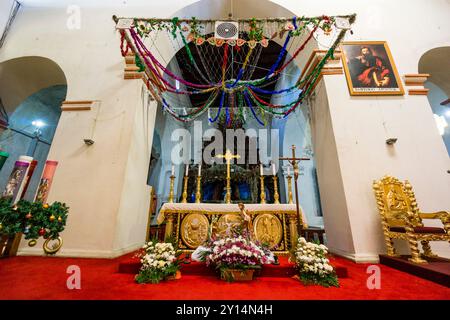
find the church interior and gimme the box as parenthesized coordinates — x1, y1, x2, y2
(0, 0, 449, 301)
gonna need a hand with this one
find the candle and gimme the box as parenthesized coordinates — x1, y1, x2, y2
(185, 164, 189, 176)
(171, 165, 175, 176)
(287, 165, 291, 176)
(272, 163, 276, 176)
(260, 164, 263, 176)
(198, 164, 201, 176)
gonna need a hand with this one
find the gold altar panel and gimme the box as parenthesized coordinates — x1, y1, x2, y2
(253, 214, 283, 249)
(216, 213, 244, 237)
(180, 213, 209, 248)
(161, 203, 299, 254)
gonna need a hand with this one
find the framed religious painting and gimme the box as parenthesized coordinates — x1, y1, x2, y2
(340, 41, 404, 96)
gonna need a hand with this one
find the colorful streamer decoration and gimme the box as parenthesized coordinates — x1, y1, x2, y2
(115, 14, 355, 124)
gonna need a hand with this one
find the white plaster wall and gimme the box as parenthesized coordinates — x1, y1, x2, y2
(322, 73, 450, 260)
(113, 87, 156, 253)
(309, 81, 356, 257)
(279, 0, 450, 260)
(0, 0, 16, 40)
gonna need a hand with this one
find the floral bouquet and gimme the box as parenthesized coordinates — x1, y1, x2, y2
(135, 239, 182, 284)
(196, 235, 274, 282)
(293, 237, 339, 287)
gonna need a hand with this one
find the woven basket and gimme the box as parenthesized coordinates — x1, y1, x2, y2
(221, 268, 255, 281)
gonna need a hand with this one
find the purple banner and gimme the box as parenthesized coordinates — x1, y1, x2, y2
(2, 160, 30, 204)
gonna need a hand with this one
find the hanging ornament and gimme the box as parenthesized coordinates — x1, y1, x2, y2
(24, 226, 30, 234)
(227, 39, 236, 46)
(323, 25, 332, 35)
(28, 239, 37, 247)
(58, 216, 63, 223)
(0, 223, 2, 231)
(236, 38, 246, 47)
(26, 212, 32, 219)
(284, 22, 294, 31)
(247, 40, 257, 49)
(195, 37, 205, 45)
(123, 14, 355, 124)
(322, 15, 333, 35)
(260, 38, 269, 48)
(215, 38, 224, 47)
(43, 203, 49, 209)
(39, 228, 46, 236)
(49, 215, 56, 222)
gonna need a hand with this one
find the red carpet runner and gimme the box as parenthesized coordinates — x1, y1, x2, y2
(0, 252, 449, 300)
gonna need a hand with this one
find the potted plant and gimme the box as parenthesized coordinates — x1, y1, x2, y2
(292, 237, 339, 287)
(135, 238, 182, 284)
(198, 235, 273, 282)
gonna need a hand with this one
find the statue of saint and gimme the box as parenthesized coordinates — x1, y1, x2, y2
(238, 202, 253, 240)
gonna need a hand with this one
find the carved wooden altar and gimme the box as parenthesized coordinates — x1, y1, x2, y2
(157, 203, 307, 255)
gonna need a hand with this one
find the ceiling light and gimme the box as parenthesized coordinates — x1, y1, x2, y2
(32, 120, 45, 128)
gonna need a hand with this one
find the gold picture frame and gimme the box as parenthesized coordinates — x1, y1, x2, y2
(341, 41, 404, 96)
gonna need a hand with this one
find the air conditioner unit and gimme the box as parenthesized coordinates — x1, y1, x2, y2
(214, 21, 239, 40)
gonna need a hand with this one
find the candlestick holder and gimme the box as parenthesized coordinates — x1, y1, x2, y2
(168, 175, 175, 203)
(272, 176, 280, 204)
(260, 176, 266, 204)
(195, 176, 202, 203)
(287, 175, 294, 204)
(225, 171, 231, 204)
(181, 176, 189, 203)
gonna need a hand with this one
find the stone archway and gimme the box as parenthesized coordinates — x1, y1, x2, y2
(0, 56, 67, 199)
(419, 46, 450, 156)
(162, 0, 325, 227)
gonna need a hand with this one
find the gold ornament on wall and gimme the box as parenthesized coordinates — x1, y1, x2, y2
(253, 214, 282, 249)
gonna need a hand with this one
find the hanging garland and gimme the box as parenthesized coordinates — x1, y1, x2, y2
(115, 14, 356, 124)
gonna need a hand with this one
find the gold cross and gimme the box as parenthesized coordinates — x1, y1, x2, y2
(215, 149, 240, 203)
(215, 149, 240, 178)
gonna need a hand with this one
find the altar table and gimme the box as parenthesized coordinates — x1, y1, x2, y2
(157, 203, 308, 254)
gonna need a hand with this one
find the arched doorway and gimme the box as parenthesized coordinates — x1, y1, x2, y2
(419, 46, 450, 156)
(146, 0, 324, 227)
(0, 56, 67, 199)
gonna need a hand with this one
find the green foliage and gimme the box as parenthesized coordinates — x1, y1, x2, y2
(135, 262, 180, 284)
(0, 197, 21, 235)
(0, 198, 69, 241)
(134, 55, 145, 72)
(189, 17, 202, 38)
(248, 18, 264, 41)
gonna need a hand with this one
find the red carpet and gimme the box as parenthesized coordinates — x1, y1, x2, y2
(0, 252, 449, 300)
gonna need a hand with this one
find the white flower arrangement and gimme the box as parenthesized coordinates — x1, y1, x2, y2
(205, 235, 274, 267)
(135, 240, 181, 284)
(293, 237, 339, 287)
(195, 235, 274, 278)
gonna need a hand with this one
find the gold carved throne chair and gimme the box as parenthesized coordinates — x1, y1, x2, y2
(373, 176, 450, 263)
